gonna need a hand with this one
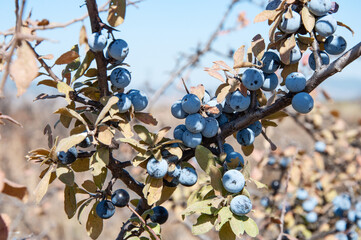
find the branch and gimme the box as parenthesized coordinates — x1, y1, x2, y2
(219, 41, 361, 140)
(310, 31, 322, 70)
(85, 0, 109, 97)
(107, 156, 144, 197)
(127, 204, 160, 240)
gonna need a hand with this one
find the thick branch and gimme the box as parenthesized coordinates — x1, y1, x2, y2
(85, 0, 109, 97)
(107, 157, 144, 197)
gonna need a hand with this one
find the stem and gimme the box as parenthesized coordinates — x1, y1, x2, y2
(127, 204, 160, 240)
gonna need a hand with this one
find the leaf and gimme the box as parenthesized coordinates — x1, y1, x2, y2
(190, 84, 205, 103)
(54, 107, 88, 129)
(82, 180, 98, 193)
(9, 41, 38, 96)
(64, 185, 77, 219)
(264, 111, 289, 120)
(1, 178, 28, 202)
(79, 25, 88, 46)
(37, 79, 58, 88)
(134, 112, 158, 126)
(216, 84, 231, 103)
(143, 177, 163, 205)
(56, 132, 87, 153)
(241, 144, 254, 157)
(157, 186, 177, 205)
(93, 167, 107, 192)
(251, 34, 265, 60)
(243, 217, 259, 237)
(72, 50, 95, 82)
(182, 199, 215, 219)
(86, 202, 103, 239)
(249, 178, 268, 189)
(280, 63, 298, 85)
(192, 214, 216, 235)
(209, 166, 224, 195)
(55, 51, 79, 65)
(84, 68, 98, 77)
(219, 222, 236, 240)
(118, 138, 147, 155)
(278, 35, 296, 65)
(269, 12, 283, 43)
(301, 7, 315, 32)
(90, 147, 109, 177)
(71, 158, 90, 172)
(34, 165, 53, 203)
(118, 121, 134, 138)
(233, 45, 245, 68)
(216, 206, 233, 231)
(154, 126, 171, 145)
(337, 21, 355, 35)
(57, 82, 74, 104)
(195, 145, 216, 175)
(133, 125, 154, 146)
(56, 166, 75, 186)
(95, 96, 119, 126)
(77, 198, 94, 224)
(206, 69, 225, 82)
(97, 126, 114, 146)
(108, 0, 126, 27)
(230, 215, 245, 237)
(254, 10, 278, 23)
(261, 119, 278, 128)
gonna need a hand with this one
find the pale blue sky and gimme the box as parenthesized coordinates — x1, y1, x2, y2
(1, 0, 361, 101)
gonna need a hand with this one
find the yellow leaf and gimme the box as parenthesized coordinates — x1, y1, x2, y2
(97, 126, 114, 146)
(34, 165, 53, 204)
(56, 132, 87, 153)
(95, 96, 119, 126)
(301, 7, 315, 33)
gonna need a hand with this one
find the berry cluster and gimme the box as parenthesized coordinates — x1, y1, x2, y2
(88, 33, 149, 113)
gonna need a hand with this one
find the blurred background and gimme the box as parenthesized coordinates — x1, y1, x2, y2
(0, 0, 361, 239)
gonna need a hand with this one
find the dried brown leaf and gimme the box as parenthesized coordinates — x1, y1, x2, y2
(9, 41, 38, 96)
(55, 51, 79, 65)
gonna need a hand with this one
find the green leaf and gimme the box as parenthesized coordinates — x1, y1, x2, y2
(77, 198, 93, 224)
(56, 166, 75, 186)
(182, 199, 215, 219)
(230, 215, 245, 237)
(71, 158, 90, 172)
(108, 0, 126, 27)
(215, 206, 233, 231)
(195, 145, 216, 175)
(93, 167, 107, 190)
(86, 202, 103, 239)
(34, 165, 53, 204)
(209, 166, 225, 195)
(153, 126, 171, 145)
(64, 185, 77, 219)
(192, 214, 216, 235)
(72, 50, 95, 82)
(133, 125, 154, 146)
(243, 217, 259, 237)
(37, 79, 58, 88)
(82, 180, 98, 193)
(158, 185, 177, 205)
(219, 222, 236, 240)
(90, 147, 109, 177)
(147, 222, 161, 235)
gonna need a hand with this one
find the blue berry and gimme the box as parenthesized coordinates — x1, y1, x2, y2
(146, 158, 168, 179)
(88, 32, 107, 52)
(181, 94, 201, 114)
(96, 200, 115, 219)
(127, 89, 148, 111)
(179, 167, 198, 187)
(110, 68, 131, 88)
(292, 92, 314, 114)
(182, 130, 202, 148)
(242, 68, 265, 90)
(108, 39, 129, 62)
(285, 72, 306, 92)
(230, 195, 253, 216)
(236, 128, 255, 146)
(261, 52, 281, 74)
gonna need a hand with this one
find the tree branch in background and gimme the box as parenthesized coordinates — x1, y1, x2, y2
(148, 0, 246, 108)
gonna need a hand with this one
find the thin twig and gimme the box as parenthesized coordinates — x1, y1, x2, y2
(127, 204, 160, 240)
(149, 0, 243, 107)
